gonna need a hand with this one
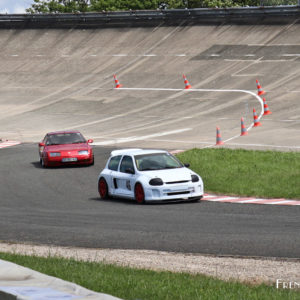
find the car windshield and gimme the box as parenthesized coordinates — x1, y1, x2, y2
(135, 153, 183, 171)
(46, 133, 86, 145)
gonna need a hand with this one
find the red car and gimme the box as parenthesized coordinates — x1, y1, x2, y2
(38, 131, 94, 167)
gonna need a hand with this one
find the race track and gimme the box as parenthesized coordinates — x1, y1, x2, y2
(0, 144, 299, 258)
(0, 22, 299, 150)
(0, 18, 299, 259)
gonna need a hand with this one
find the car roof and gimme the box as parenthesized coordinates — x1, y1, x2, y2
(47, 130, 81, 135)
(110, 149, 168, 157)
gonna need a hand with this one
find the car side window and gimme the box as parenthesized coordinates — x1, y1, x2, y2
(108, 155, 122, 171)
(120, 156, 134, 173)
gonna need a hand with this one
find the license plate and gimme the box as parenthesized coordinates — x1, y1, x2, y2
(62, 157, 77, 162)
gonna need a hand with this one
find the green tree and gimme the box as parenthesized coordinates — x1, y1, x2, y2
(26, 0, 264, 13)
(26, 0, 89, 13)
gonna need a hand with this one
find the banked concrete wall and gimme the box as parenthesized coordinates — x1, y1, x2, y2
(0, 7, 299, 150)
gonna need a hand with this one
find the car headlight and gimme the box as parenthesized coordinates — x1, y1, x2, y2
(78, 150, 89, 155)
(191, 175, 199, 182)
(49, 152, 61, 157)
(149, 178, 164, 186)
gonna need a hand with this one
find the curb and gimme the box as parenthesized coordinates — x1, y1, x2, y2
(203, 194, 300, 206)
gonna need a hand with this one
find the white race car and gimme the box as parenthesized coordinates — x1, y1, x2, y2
(98, 149, 204, 204)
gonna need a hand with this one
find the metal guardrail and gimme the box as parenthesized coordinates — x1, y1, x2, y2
(0, 6, 299, 28)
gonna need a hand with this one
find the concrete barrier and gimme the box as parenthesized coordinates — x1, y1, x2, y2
(0, 6, 300, 28)
(0, 259, 121, 300)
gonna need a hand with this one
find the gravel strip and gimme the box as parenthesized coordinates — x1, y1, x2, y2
(1, 242, 299, 286)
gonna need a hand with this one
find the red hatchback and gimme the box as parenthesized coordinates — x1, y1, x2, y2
(39, 131, 94, 167)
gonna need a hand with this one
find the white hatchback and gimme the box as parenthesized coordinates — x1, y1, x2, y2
(98, 149, 204, 204)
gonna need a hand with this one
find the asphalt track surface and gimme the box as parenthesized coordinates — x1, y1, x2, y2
(0, 144, 299, 259)
(0, 22, 299, 259)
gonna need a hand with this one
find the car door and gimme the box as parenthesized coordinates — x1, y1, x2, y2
(113, 155, 136, 198)
(105, 155, 122, 196)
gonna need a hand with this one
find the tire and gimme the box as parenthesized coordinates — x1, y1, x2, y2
(190, 196, 202, 203)
(98, 177, 109, 199)
(134, 183, 145, 204)
(90, 155, 95, 166)
(41, 158, 47, 168)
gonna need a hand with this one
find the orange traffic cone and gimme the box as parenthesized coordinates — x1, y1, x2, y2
(263, 98, 272, 115)
(183, 74, 191, 89)
(216, 127, 224, 145)
(240, 117, 248, 136)
(253, 108, 262, 127)
(113, 74, 122, 88)
(256, 79, 265, 96)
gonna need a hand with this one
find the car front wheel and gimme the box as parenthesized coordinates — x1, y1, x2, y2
(98, 177, 109, 199)
(134, 183, 145, 204)
(40, 158, 47, 168)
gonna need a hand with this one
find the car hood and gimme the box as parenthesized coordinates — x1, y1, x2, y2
(45, 143, 89, 151)
(140, 168, 196, 182)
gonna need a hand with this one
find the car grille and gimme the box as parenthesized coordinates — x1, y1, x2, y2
(165, 180, 189, 184)
(167, 191, 190, 196)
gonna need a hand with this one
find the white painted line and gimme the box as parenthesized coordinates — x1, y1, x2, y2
(225, 59, 257, 62)
(116, 87, 264, 146)
(11, 55, 18, 57)
(263, 59, 295, 62)
(143, 54, 156, 57)
(245, 54, 255, 57)
(266, 200, 296, 205)
(237, 199, 265, 203)
(202, 195, 218, 199)
(209, 197, 239, 201)
(175, 54, 186, 57)
(0, 141, 21, 149)
(232, 74, 263, 77)
(210, 54, 220, 57)
(282, 54, 300, 57)
(92, 128, 192, 145)
(112, 54, 127, 57)
(139, 138, 213, 145)
(260, 119, 297, 122)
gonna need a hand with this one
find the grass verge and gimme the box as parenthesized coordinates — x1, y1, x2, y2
(0, 252, 299, 300)
(176, 148, 300, 199)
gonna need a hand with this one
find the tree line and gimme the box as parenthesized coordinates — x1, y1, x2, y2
(26, 0, 263, 13)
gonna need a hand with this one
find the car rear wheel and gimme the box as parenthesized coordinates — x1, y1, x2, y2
(135, 183, 145, 204)
(98, 177, 109, 199)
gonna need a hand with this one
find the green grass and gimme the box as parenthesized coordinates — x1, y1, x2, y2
(0, 252, 299, 300)
(176, 148, 300, 199)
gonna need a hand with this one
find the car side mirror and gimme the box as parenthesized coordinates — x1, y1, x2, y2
(39, 142, 45, 147)
(125, 168, 135, 174)
(184, 163, 190, 168)
(87, 139, 93, 143)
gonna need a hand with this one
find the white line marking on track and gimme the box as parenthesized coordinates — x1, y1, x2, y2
(92, 128, 192, 145)
(116, 87, 263, 148)
(282, 54, 300, 57)
(266, 200, 296, 205)
(0, 141, 21, 149)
